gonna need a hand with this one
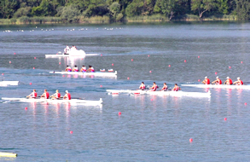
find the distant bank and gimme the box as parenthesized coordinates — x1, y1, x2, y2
(0, 14, 238, 25)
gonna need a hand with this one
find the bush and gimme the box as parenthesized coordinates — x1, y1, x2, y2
(116, 13, 123, 22)
(13, 7, 31, 18)
(60, 5, 81, 22)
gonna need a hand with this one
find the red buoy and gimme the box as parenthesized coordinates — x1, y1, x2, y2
(198, 56, 200, 58)
(14, 53, 16, 55)
(189, 138, 193, 143)
(29, 83, 32, 85)
(244, 102, 247, 106)
(168, 65, 171, 67)
(112, 63, 114, 66)
(34, 57, 36, 59)
(229, 66, 231, 69)
(2, 73, 4, 76)
(59, 62, 61, 65)
(148, 55, 150, 57)
(184, 60, 187, 63)
(131, 59, 133, 61)
(25, 107, 28, 110)
(9, 61, 11, 64)
(215, 72, 217, 75)
(70, 131, 73, 134)
(33, 67, 35, 69)
(127, 77, 130, 80)
(198, 79, 200, 82)
(100, 85, 102, 87)
(118, 112, 121, 116)
(224, 118, 227, 121)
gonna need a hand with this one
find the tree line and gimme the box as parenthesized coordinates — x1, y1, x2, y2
(0, 0, 249, 22)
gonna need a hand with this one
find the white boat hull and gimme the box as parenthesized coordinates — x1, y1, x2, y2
(45, 49, 99, 58)
(107, 89, 211, 98)
(50, 71, 117, 76)
(0, 81, 19, 86)
(181, 84, 250, 89)
(1, 97, 103, 105)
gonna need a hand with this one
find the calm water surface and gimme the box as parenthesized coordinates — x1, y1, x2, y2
(0, 22, 250, 161)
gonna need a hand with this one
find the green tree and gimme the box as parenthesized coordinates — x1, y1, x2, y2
(191, 0, 217, 18)
(234, 0, 250, 20)
(217, 0, 229, 14)
(153, 0, 175, 20)
(13, 7, 31, 18)
(0, 0, 19, 18)
(60, 4, 81, 22)
(125, 0, 144, 17)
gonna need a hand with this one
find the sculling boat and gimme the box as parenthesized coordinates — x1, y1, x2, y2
(0, 81, 19, 86)
(49, 71, 117, 77)
(106, 89, 211, 98)
(1, 97, 103, 105)
(181, 84, 250, 89)
(45, 49, 99, 58)
(0, 152, 17, 157)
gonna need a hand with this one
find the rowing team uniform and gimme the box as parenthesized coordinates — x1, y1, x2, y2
(204, 78, 210, 85)
(225, 79, 233, 85)
(43, 92, 50, 99)
(53, 93, 61, 99)
(65, 93, 71, 100)
(139, 84, 146, 90)
(214, 79, 222, 85)
(66, 67, 72, 72)
(236, 80, 243, 85)
(151, 85, 158, 91)
(73, 67, 79, 72)
(31, 92, 38, 98)
(81, 67, 86, 72)
(90, 67, 95, 72)
(162, 85, 168, 91)
(172, 86, 180, 91)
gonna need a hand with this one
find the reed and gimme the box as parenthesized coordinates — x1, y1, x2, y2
(79, 16, 110, 24)
(125, 14, 169, 23)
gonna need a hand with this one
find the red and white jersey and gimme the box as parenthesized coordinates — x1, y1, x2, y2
(32, 92, 37, 98)
(139, 84, 146, 90)
(226, 79, 233, 85)
(162, 85, 168, 91)
(205, 78, 210, 85)
(152, 85, 158, 91)
(56, 93, 61, 99)
(91, 67, 95, 72)
(216, 79, 222, 85)
(237, 80, 243, 85)
(66, 67, 72, 72)
(73, 67, 79, 72)
(65, 93, 71, 100)
(81, 67, 86, 72)
(173, 86, 180, 91)
(45, 92, 49, 99)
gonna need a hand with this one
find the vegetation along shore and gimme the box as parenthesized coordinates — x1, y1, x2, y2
(0, 0, 247, 24)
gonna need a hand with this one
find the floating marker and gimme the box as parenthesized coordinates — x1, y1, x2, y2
(118, 112, 121, 116)
(198, 56, 200, 58)
(29, 83, 32, 85)
(224, 118, 227, 121)
(189, 138, 193, 143)
(70, 131, 73, 134)
(245, 102, 247, 106)
(2, 73, 4, 75)
(25, 107, 28, 110)
(112, 92, 119, 95)
(101, 54, 103, 56)
(33, 67, 35, 69)
(151, 99, 153, 101)
(198, 79, 200, 82)
(14, 53, 16, 55)
(148, 55, 150, 57)
(127, 77, 130, 80)
(62, 75, 65, 77)
(100, 85, 102, 87)
(215, 72, 217, 75)
(149, 71, 152, 73)
(131, 59, 133, 61)
(59, 62, 61, 65)
(9, 61, 11, 64)
(184, 60, 186, 63)
(229, 66, 231, 69)
(81, 58, 83, 60)
(169, 65, 171, 67)
(241, 61, 243, 64)
(34, 57, 36, 59)
(112, 63, 114, 66)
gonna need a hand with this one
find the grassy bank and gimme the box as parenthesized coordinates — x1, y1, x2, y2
(0, 14, 238, 25)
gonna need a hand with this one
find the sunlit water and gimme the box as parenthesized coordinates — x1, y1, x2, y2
(0, 22, 250, 161)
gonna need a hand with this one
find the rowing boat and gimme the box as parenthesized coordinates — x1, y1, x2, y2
(181, 84, 250, 89)
(1, 97, 103, 105)
(45, 49, 99, 58)
(0, 152, 17, 157)
(0, 81, 19, 86)
(49, 71, 117, 76)
(106, 89, 211, 98)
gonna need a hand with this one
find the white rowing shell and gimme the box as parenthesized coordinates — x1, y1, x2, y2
(181, 84, 250, 89)
(49, 71, 117, 76)
(0, 81, 19, 86)
(1, 98, 103, 105)
(106, 89, 211, 98)
(45, 54, 99, 58)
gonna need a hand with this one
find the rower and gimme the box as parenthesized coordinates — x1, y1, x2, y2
(51, 90, 61, 100)
(80, 65, 87, 72)
(65, 65, 72, 72)
(224, 76, 233, 85)
(161, 83, 168, 91)
(233, 77, 243, 85)
(212, 76, 222, 85)
(172, 83, 181, 91)
(71, 45, 77, 50)
(27, 89, 37, 99)
(139, 82, 146, 90)
(72, 65, 79, 72)
(202, 76, 210, 85)
(63, 90, 71, 100)
(86, 65, 95, 72)
(40, 89, 49, 99)
(150, 82, 158, 91)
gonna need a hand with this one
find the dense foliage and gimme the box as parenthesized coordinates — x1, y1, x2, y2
(0, 0, 247, 22)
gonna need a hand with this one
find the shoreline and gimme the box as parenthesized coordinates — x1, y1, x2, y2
(0, 15, 238, 25)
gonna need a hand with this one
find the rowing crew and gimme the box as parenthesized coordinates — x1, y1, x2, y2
(65, 65, 95, 72)
(202, 76, 243, 85)
(27, 89, 71, 100)
(139, 82, 181, 91)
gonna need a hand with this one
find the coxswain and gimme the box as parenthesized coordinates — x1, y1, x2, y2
(212, 76, 222, 85)
(161, 83, 168, 91)
(224, 76, 233, 85)
(172, 83, 181, 91)
(51, 90, 61, 100)
(139, 82, 146, 90)
(150, 82, 158, 91)
(202, 76, 210, 85)
(80, 65, 86, 72)
(73, 65, 79, 72)
(65, 65, 72, 72)
(87, 65, 95, 72)
(63, 90, 71, 100)
(27, 89, 37, 99)
(41, 89, 49, 99)
(233, 77, 243, 85)
(71, 45, 77, 50)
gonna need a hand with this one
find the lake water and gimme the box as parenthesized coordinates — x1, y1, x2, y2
(1, 22, 250, 161)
